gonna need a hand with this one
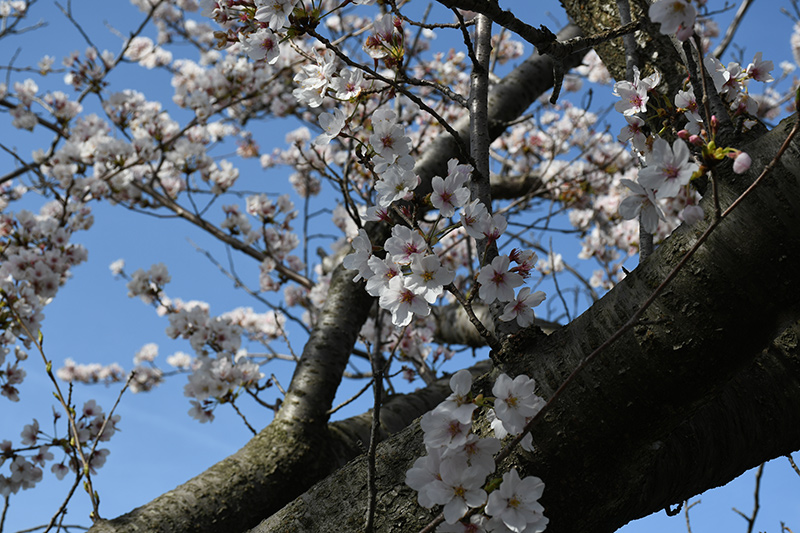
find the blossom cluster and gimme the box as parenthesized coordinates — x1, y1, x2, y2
(614, 42, 774, 233)
(0, 203, 90, 402)
(343, 155, 545, 329)
(406, 369, 548, 532)
(0, 399, 119, 496)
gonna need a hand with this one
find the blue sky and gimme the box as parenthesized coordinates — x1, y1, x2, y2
(1, 1, 799, 532)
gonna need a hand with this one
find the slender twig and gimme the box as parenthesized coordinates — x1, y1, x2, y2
(229, 398, 257, 435)
(732, 463, 764, 533)
(445, 282, 501, 351)
(327, 377, 375, 416)
(42, 473, 84, 533)
(788, 454, 800, 477)
(712, 0, 755, 59)
(1, 494, 8, 533)
(684, 499, 700, 533)
(364, 312, 386, 533)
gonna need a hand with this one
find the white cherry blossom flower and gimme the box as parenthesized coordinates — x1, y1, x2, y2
(365, 255, 402, 297)
(427, 457, 488, 524)
(435, 369, 477, 424)
(649, 0, 696, 41)
(370, 120, 411, 159)
(331, 67, 368, 100)
(499, 287, 546, 327)
(613, 80, 648, 116)
(747, 52, 774, 82)
(384, 225, 426, 265)
(485, 468, 547, 533)
(405, 446, 445, 508)
(342, 228, 372, 282)
(240, 28, 281, 64)
(436, 515, 488, 533)
(618, 115, 648, 152)
(477, 255, 523, 304)
(20, 419, 39, 446)
(492, 373, 544, 435)
(681, 204, 705, 225)
(314, 107, 346, 146)
(420, 407, 471, 450)
(638, 137, 698, 199)
(460, 199, 490, 240)
(442, 433, 500, 478)
(375, 167, 419, 207)
(618, 178, 664, 233)
(482, 213, 507, 243)
(379, 275, 430, 327)
(431, 171, 471, 218)
(675, 88, 703, 134)
(407, 254, 454, 303)
(254, 0, 297, 31)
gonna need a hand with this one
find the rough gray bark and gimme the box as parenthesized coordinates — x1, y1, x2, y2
(257, 112, 800, 532)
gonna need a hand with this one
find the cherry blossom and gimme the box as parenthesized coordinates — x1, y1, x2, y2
(365, 255, 402, 297)
(612, 66, 659, 116)
(431, 170, 471, 218)
(331, 68, 368, 101)
(618, 115, 647, 152)
(254, 0, 297, 31)
(674, 88, 703, 135)
(746, 52, 774, 82)
(379, 276, 430, 327)
(240, 28, 281, 64)
(732, 151, 752, 174)
(426, 457, 488, 524)
(649, 0, 697, 40)
(477, 255, 524, 304)
(420, 407, 471, 450)
(342, 228, 373, 282)
(460, 200, 491, 240)
(618, 178, 664, 234)
(638, 137, 698, 199)
(436, 369, 478, 424)
(405, 446, 445, 508)
(442, 433, 500, 478)
(499, 287, 547, 327)
(384, 225, 426, 265)
(492, 373, 545, 435)
(407, 254, 454, 304)
(681, 204, 705, 225)
(485, 469, 548, 533)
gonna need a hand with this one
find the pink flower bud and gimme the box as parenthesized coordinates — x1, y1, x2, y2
(732, 151, 752, 174)
(689, 135, 703, 146)
(677, 129, 690, 140)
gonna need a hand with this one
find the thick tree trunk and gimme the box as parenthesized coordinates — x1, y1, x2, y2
(257, 113, 800, 532)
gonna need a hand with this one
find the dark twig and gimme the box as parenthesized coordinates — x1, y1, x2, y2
(732, 462, 764, 533)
